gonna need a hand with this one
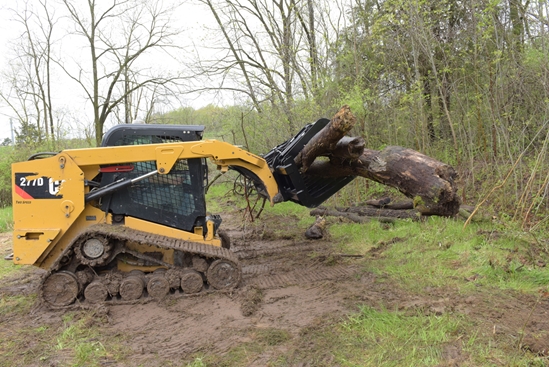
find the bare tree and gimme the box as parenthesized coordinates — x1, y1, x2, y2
(0, 60, 39, 142)
(0, 0, 57, 145)
(193, 0, 334, 133)
(59, 0, 184, 145)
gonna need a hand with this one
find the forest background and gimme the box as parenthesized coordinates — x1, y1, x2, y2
(0, 0, 548, 229)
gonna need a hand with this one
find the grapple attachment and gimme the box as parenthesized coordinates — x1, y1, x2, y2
(263, 118, 356, 208)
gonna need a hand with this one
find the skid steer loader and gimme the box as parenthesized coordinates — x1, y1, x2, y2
(11, 119, 355, 307)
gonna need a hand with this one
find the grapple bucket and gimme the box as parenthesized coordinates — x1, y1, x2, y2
(263, 118, 356, 208)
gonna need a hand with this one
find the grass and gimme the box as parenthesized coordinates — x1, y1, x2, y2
(335, 306, 461, 366)
(0, 206, 13, 232)
(0, 311, 127, 367)
(206, 180, 316, 230)
(2, 183, 549, 367)
(328, 216, 549, 294)
(191, 327, 292, 367)
(0, 294, 35, 316)
(0, 256, 20, 279)
(0, 207, 16, 279)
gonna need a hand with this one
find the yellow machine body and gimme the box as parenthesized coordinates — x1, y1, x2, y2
(12, 140, 279, 269)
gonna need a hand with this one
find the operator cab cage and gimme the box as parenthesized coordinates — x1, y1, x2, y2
(98, 124, 208, 232)
(101, 123, 204, 145)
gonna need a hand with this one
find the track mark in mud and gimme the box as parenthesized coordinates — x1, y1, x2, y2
(233, 245, 318, 260)
(246, 265, 357, 289)
(242, 264, 273, 275)
(233, 242, 324, 260)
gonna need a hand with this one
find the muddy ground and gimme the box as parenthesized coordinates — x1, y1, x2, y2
(1, 212, 549, 366)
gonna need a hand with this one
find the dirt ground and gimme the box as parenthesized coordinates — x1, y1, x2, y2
(1, 214, 549, 366)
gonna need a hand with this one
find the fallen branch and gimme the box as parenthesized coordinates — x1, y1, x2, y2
(310, 208, 396, 223)
(337, 206, 419, 220)
(362, 198, 414, 210)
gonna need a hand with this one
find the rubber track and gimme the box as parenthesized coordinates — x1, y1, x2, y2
(41, 224, 241, 309)
(76, 223, 240, 267)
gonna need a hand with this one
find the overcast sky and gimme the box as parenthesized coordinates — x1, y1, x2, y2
(0, 0, 17, 141)
(0, 0, 219, 142)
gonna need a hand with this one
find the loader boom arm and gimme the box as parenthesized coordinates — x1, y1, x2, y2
(11, 139, 278, 267)
(65, 139, 279, 204)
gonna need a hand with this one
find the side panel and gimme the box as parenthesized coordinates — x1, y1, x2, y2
(11, 154, 87, 265)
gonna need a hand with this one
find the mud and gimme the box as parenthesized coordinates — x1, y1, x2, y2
(1, 217, 549, 366)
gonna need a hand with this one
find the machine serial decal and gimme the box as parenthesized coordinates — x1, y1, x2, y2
(15, 173, 64, 200)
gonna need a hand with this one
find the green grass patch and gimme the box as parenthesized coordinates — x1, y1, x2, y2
(1, 311, 127, 367)
(205, 181, 247, 214)
(0, 206, 13, 232)
(54, 313, 126, 366)
(0, 257, 20, 279)
(0, 294, 35, 316)
(276, 307, 545, 367)
(330, 216, 549, 294)
(206, 180, 316, 228)
(264, 201, 314, 227)
(335, 306, 461, 366)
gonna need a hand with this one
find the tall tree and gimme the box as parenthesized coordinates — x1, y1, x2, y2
(193, 0, 334, 134)
(0, 0, 57, 144)
(60, 0, 184, 145)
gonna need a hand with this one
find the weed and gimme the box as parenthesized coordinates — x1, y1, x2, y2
(0, 295, 35, 316)
(186, 357, 207, 367)
(0, 206, 13, 232)
(255, 328, 291, 346)
(0, 258, 21, 279)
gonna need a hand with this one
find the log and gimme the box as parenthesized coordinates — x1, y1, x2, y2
(360, 199, 414, 210)
(310, 208, 369, 223)
(288, 106, 460, 217)
(310, 208, 396, 223)
(363, 197, 391, 207)
(294, 105, 357, 172)
(305, 216, 326, 239)
(306, 146, 461, 216)
(330, 136, 365, 164)
(335, 206, 419, 220)
(385, 201, 414, 210)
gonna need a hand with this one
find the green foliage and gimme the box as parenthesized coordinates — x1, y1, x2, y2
(15, 121, 41, 147)
(329, 216, 549, 293)
(0, 206, 13, 232)
(337, 306, 461, 366)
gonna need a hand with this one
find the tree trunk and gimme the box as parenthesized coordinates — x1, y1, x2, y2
(294, 105, 357, 172)
(330, 136, 365, 164)
(305, 146, 460, 216)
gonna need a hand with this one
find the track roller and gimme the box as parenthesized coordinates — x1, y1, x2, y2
(41, 271, 80, 307)
(84, 280, 108, 303)
(147, 269, 170, 299)
(180, 269, 204, 294)
(120, 271, 145, 300)
(207, 259, 241, 290)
